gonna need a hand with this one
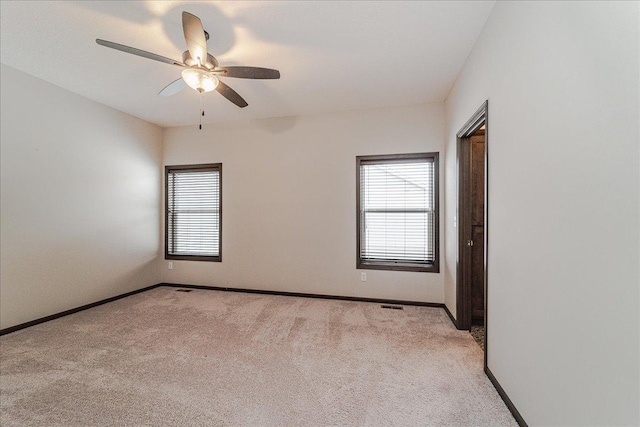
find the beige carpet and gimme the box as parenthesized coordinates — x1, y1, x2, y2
(0, 287, 516, 426)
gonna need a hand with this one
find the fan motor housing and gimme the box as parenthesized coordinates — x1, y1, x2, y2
(182, 51, 218, 69)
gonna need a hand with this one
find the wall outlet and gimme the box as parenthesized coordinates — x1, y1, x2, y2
(168, 261, 173, 270)
(360, 272, 367, 282)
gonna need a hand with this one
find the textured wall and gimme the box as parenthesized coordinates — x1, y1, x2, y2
(444, 2, 639, 424)
(163, 104, 445, 303)
(0, 64, 163, 329)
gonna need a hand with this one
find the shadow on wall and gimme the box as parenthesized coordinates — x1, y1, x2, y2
(255, 115, 298, 133)
(0, 251, 160, 330)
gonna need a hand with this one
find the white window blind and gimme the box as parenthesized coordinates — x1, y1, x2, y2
(358, 154, 437, 270)
(166, 165, 221, 260)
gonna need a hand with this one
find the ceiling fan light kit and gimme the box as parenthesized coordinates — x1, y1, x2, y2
(96, 11, 280, 129)
(181, 68, 219, 93)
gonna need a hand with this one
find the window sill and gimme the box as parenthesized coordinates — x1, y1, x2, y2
(165, 255, 221, 262)
(357, 261, 439, 273)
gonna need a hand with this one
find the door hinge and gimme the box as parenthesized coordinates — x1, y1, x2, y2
(467, 240, 474, 247)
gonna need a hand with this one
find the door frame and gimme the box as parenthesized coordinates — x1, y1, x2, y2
(456, 100, 489, 363)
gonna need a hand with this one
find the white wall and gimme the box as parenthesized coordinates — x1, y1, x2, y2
(444, 2, 639, 425)
(163, 104, 445, 303)
(0, 64, 163, 330)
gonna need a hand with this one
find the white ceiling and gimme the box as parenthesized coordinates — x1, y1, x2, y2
(0, 1, 495, 127)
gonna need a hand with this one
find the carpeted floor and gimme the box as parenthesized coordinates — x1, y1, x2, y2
(0, 287, 516, 426)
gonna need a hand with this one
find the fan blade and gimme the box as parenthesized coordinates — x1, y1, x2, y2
(216, 81, 248, 108)
(182, 12, 208, 66)
(215, 66, 280, 79)
(96, 39, 185, 67)
(159, 78, 186, 97)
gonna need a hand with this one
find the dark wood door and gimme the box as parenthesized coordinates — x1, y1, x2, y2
(469, 132, 485, 322)
(455, 103, 488, 338)
(457, 119, 487, 331)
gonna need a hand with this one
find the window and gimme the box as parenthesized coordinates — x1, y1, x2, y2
(165, 164, 221, 261)
(357, 153, 439, 272)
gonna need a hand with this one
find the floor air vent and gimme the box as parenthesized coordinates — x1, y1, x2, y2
(381, 305, 403, 310)
(175, 289, 193, 293)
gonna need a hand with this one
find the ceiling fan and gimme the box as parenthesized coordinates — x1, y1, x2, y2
(96, 11, 280, 121)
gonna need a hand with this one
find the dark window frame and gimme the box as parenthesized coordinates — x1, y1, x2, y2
(356, 152, 439, 273)
(165, 163, 222, 262)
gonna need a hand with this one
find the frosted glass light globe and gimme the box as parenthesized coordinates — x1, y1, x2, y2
(181, 68, 219, 93)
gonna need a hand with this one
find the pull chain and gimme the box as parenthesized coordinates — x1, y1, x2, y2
(199, 91, 203, 130)
(198, 57, 203, 130)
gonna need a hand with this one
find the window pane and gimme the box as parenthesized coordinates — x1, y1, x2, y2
(358, 155, 437, 268)
(363, 211, 434, 261)
(167, 167, 221, 258)
(362, 162, 434, 211)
